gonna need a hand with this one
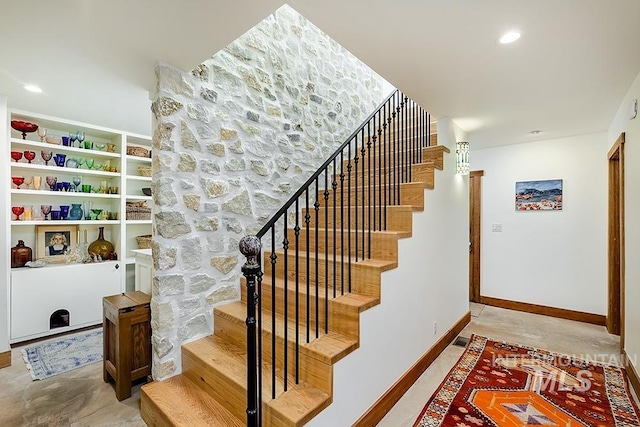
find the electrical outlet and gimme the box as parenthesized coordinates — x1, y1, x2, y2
(433, 321, 438, 336)
(492, 223, 502, 232)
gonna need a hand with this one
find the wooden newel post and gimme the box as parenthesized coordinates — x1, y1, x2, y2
(239, 235, 261, 427)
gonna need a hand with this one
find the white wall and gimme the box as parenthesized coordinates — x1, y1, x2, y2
(0, 95, 9, 354)
(608, 71, 640, 374)
(308, 118, 469, 425)
(472, 133, 609, 314)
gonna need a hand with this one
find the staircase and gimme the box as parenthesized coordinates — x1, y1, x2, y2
(140, 91, 448, 426)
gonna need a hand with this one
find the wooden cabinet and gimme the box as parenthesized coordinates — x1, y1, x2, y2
(7, 110, 151, 343)
(103, 291, 151, 401)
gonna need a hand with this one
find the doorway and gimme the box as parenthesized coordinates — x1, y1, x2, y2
(607, 133, 625, 345)
(469, 170, 484, 302)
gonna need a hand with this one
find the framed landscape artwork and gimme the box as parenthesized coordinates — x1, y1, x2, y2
(515, 179, 563, 211)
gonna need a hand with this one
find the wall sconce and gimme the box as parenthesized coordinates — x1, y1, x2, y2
(456, 141, 470, 175)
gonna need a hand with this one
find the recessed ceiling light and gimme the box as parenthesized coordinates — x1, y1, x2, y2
(498, 31, 521, 45)
(529, 130, 542, 135)
(23, 84, 42, 93)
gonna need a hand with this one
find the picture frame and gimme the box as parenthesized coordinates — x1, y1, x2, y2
(515, 179, 563, 211)
(36, 224, 79, 260)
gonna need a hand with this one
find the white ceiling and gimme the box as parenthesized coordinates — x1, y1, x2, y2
(2, 0, 639, 149)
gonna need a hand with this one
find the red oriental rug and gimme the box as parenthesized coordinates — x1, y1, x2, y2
(414, 335, 640, 427)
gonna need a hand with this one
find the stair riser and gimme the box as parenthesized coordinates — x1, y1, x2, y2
(286, 228, 399, 261)
(140, 391, 168, 426)
(266, 252, 385, 297)
(329, 167, 435, 193)
(182, 348, 248, 423)
(340, 142, 439, 172)
(304, 206, 414, 234)
(213, 311, 335, 396)
(423, 146, 445, 170)
(340, 148, 428, 172)
(324, 184, 424, 208)
(241, 276, 363, 339)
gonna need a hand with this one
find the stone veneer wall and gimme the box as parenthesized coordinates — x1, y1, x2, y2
(149, 5, 386, 379)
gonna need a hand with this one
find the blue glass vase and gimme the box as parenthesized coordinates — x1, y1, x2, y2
(59, 205, 69, 220)
(69, 203, 83, 220)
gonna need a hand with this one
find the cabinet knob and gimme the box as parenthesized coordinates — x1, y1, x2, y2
(115, 264, 120, 270)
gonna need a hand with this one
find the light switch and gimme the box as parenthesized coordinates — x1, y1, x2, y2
(492, 224, 502, 232)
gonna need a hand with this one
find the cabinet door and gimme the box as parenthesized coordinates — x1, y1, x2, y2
(11, 261, 122, 341)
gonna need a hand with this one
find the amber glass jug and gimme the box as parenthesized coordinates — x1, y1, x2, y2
(11, 240, 32, 268)
(88, 226, 114, 260)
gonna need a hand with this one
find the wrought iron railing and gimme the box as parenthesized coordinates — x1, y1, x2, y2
(239, 89, 431, 426)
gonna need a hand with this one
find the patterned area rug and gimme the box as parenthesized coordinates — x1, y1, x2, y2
(21, 329, 103, 380)
(414, 334, 640, 427)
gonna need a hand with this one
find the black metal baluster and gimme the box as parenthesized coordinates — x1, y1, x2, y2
(283, 213, 289, 391)
(340, 151, 345, 296)
(419, 107, 423, 163)
(360, 128, 366, 260)
(403, 95, 409, 182)
(395, 94, 401, 204)
(377, 112, 383, 231)
(427, 112, 431, 147)
(305, 190, 310, 343)
(257, 255, 263, 427)
(294, 200, 300, 383)
(390, 96, 395, 204)
(332, 160, 337, 298)
(372, 115, 377, 233)
(367, 122, 372, 260)
(314, 179, 319, 338)
(347, 143, 352, 293)
(270, 228, 277, 399)
(383, 103, 388, 230)
(323, 170, 329, 334)
(354, 135, 359, 262)
(391, 98, 396, 205)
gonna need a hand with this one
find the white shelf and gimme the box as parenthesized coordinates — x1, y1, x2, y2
(11, 189, 120, 198)
(126, 220, 152, 225)
(11, 138, 121, 158)
(126, 175, 152, 182)
(10, 162, 120, 177)
(125, 155, 151, 163)
(126, 195, 152, 201)
(11, 219, 120, 226)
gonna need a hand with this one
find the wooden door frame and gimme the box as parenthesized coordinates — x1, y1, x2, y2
(607, 133, 625, 347)
(469, 170, 484, 302)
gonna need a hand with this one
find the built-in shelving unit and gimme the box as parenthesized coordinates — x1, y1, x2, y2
(7, 110, 152, 343)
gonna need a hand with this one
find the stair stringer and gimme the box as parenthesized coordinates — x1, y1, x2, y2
(305, 142, 470, 426)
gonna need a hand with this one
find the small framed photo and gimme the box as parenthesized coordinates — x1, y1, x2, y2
(36, 224, 79, 260)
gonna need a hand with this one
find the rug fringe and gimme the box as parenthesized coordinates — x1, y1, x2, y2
(20, 349, 38, 381)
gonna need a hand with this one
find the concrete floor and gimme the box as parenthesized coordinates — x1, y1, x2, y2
(379, 302, 628, 426)
(0, 303, 631, 426)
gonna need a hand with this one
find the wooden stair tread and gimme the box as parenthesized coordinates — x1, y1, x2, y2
(290, 227, 411, 239)
(216, 301, 359, 364)
(304, 204, 421, 213)
(140, 374, 245, 427)
(243, 275, 380, 311)
(269, 249, 398, 271)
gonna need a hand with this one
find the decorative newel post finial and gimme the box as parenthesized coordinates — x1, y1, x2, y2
(239, 235, 261, 427)
(239, 235, 261, 270)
